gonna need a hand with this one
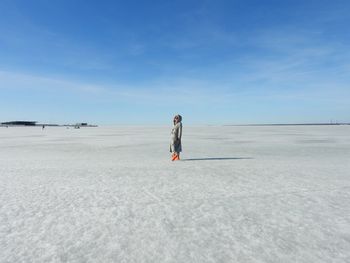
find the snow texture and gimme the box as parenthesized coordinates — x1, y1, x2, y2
(1, 125, 350, 263)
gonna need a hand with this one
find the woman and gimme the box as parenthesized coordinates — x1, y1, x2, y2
(170, 114, 182, 161)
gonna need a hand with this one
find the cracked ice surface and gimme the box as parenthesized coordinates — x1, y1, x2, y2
(1, 125, 350, 262)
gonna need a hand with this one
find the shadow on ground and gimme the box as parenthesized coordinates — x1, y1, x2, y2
(181, 157, 253, 161)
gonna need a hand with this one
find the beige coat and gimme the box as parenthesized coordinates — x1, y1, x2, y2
(170, 122, 182, 153)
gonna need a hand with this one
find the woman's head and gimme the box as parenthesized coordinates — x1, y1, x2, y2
(173, 114, 182, 124)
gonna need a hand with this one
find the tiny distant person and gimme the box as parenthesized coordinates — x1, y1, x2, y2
(170, 114, 182, 161)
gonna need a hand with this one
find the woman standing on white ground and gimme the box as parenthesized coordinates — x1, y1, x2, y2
(170, 114, 182, 161)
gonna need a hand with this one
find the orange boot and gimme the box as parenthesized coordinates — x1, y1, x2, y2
(174, 153, 180, 161)
(171, 153, 177, 161)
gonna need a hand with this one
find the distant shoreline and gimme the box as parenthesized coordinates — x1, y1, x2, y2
(1, 122, 349, 128)
(0, 121, 97, 128)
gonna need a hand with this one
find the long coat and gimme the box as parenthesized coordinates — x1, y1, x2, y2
(170, 122, 182, 153)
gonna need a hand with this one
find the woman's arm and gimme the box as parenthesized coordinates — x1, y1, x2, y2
(177, 123, 182, 140)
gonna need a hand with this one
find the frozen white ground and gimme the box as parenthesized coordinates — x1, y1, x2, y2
(0, 125, 350, 263)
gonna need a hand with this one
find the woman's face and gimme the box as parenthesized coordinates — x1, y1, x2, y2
(174, 116, 179, 123)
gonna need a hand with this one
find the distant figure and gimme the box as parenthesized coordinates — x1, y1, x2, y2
(42, 125, 45, 130)
(170, 114, 182, 161)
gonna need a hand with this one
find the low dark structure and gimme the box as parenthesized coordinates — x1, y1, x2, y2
(1, 121, 37, 126)
(1, 121, 97, 127)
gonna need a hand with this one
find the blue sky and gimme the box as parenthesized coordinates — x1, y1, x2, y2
(0, 0, 349, 125)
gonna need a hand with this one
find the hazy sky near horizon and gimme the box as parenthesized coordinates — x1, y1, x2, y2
(1, 0, 349, 125)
